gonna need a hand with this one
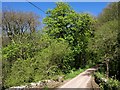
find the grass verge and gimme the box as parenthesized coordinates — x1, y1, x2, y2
(64, 68, 86, 80)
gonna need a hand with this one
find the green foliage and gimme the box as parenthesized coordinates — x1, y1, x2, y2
(88, 2, 120, 83)
(89, 14, 119, 81)
(44, 2, 95, 69)
(94, 72, 120, 90)
(3, 32, 73, 88)
(98, 2, 118, 24)
(64, 68, 85, 80)
(4, 58, 34, 87)
(89, 20, 118, 61)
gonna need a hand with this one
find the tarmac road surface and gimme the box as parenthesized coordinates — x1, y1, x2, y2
(57, 68, 98, 89)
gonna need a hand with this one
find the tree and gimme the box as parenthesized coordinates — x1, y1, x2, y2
(97, 2, 118, 24)
(43, 2, 95, 69)
(2, 10, 40, 40)
(90, 20, 118, 77)
(89, 2, 119, 79)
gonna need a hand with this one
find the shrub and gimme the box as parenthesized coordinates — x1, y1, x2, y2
(94, 72, 120, 90)
(3, 35, 73, 88)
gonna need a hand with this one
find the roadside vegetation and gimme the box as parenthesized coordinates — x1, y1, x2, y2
(2, 2, 120, 89)
(64, 68, 86, 80)
(94, 72, 120, 90)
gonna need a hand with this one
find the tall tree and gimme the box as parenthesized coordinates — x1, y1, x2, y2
(98, 2, 118, 24)
(2, 10, 40, 40)
(89, 2, 119, 79)
(43, 2, 95, 69)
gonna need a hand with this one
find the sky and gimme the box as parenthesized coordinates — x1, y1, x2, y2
(2, 2, 109, 27)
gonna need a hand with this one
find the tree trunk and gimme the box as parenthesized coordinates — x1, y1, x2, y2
(106, 59, 109, 78)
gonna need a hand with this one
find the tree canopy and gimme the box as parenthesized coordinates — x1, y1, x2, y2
(43, 2, 95, 69)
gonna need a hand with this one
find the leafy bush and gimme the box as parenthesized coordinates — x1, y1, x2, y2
(94, 72, 120, 90)
(4, 58, 34, 87)
(3, 34, 73, 88)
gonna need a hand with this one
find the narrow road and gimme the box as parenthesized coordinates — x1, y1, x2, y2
(57, 68, 99, 89)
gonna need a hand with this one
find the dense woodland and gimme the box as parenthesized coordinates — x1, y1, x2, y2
(2, 2, 120, 89)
